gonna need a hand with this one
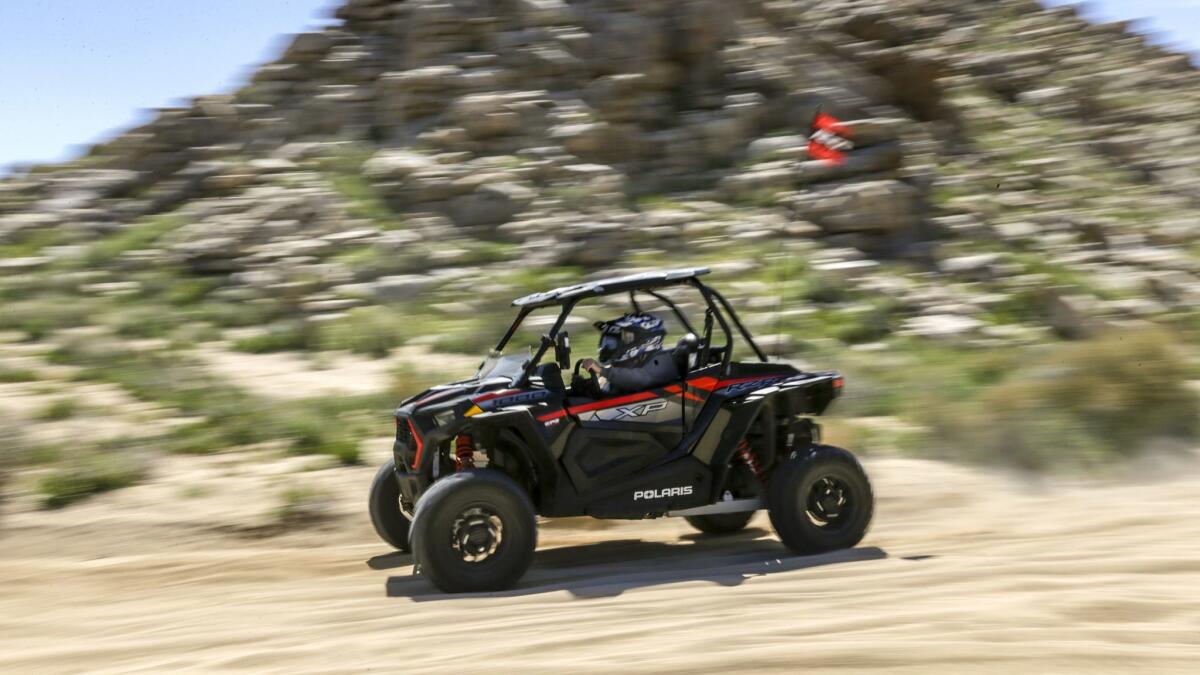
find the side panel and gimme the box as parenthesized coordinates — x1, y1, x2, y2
(561, 426, 674, 493)
(558, 456, 713, 518)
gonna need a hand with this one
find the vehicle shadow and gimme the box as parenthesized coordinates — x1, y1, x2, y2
(384, 529, 888, 601)
(366, 551, 412, 570)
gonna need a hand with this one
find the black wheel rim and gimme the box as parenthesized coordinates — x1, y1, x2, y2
(805, 475, 853, 530)
(450, 505, 504, 563)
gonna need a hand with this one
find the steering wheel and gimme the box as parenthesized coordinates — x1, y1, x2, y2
(570, 359, 598, 397)
(572, 358, 594, 381)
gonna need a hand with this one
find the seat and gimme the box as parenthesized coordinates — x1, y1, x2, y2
(534, 362, 565, 392)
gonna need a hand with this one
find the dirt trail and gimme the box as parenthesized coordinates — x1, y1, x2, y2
(3, 455, 1199, 674)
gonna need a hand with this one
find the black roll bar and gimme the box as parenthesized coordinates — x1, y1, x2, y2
(516, 299, 576, 387)
(504, 275, 766, 386)
(690, 279, 736, 375)
(493, 306, 531, 354)
(708, 287, 769, 363)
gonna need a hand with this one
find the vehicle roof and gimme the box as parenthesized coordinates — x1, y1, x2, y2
(511, 267, 711, 308)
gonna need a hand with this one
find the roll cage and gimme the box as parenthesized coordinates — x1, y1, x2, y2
(494, 268, 769, 387)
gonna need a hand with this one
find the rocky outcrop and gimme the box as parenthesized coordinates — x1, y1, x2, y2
(2, 0, 1199, 347)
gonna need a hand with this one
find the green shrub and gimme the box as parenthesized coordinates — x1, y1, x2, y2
(282, 414, 361, 465)
(832, 306, 894, 345)
(38, 453, 146, 508)
(38, 398, 79, 421)
(0, 228, 66, 258)
(0, 365, 38, 383)
(803, 274, 851, 305)
(312, 146, 408, 231)
(316, 306, 410, 357)
(165, 278, 220, 306)
(233, 322, 315, 353)
(51, 342, 381, 459)
(276, 485, 334, 526)
(391, 364, 449, 399)
(0, 296, 98, 340)
(918, 329, 1200, 470)
(82, 213, 186, 266)
(192, 300, 287, 328)
(107, 305, 181, 339)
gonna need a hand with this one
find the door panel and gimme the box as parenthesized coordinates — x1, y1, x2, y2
(562, 427, 672, 493)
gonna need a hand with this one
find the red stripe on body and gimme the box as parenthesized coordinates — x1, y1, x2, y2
(407, 418, 426, 469)
(665, 384, 704, 402)
(537, 390, 662, 423)
(537, 375, 782, 424)
(471, 389, 520, 404)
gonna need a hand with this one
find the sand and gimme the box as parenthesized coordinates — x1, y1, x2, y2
(3, 454, 1199, 674)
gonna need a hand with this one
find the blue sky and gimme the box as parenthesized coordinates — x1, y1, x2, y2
(0, 0, 333, 173)
(1, 1, 1198, 174)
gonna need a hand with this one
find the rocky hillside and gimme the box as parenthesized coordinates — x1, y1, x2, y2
(2, 0, 1200, 495)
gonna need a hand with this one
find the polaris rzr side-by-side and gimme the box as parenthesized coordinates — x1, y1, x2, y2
(369, 267, 873, 593)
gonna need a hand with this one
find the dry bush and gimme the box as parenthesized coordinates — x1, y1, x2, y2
(921, 329, 1199, 470)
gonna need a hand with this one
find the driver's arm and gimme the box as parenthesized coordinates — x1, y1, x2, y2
(599, 364, 648, 394)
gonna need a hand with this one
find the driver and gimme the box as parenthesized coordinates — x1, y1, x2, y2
(578, 313, 679, 396)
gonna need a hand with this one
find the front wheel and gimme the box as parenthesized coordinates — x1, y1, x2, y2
(368, 459, 411, 551)
(767, 445, 873, 555)
(409, 469, 537, 593)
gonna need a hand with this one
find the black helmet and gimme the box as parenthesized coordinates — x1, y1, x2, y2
(595, 313, 666, 366)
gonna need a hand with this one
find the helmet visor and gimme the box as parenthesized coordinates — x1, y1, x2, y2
(598, 333, 622, 362)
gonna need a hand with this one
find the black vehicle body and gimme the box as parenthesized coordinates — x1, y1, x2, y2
(388, 268, 844, 521)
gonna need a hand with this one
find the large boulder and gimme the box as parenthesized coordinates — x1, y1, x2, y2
(377, 66, 462, 124)
(445, 182, 536, 228)
(797, 179, 921, 233)
(363, 150, 437, 180)
(282, 32, 333, 63)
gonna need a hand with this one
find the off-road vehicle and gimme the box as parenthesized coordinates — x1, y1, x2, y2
(369, 268, 873, 593)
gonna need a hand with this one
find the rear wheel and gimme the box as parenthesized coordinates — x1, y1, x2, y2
(684, 511, 755, 535)
(409, 469, 537, 593)
(767, 445, 873, 554)
(368, 458, 410, 551)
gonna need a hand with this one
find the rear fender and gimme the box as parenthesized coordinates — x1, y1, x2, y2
(706, 397, 771, 500)
(702, 373, 841, 500)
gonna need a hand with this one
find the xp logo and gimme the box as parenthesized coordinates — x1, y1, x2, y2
(612, 400, 668, 420)
(634, 485, 694, 500)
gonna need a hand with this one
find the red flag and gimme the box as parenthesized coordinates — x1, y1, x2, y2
(808, 112, 854, 164)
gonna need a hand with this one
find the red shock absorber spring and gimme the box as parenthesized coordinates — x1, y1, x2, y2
(455, 434, 476, 471)
(737, 440, 769, 486)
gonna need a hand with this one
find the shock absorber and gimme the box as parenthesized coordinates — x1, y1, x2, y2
(455, 434, 476, 471)
(737, 439, 769, 486)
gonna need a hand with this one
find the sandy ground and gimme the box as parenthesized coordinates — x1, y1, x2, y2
(3, 451, 1200, 674)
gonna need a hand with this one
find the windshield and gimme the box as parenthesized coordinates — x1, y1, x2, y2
(474, 349, 531, 382)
